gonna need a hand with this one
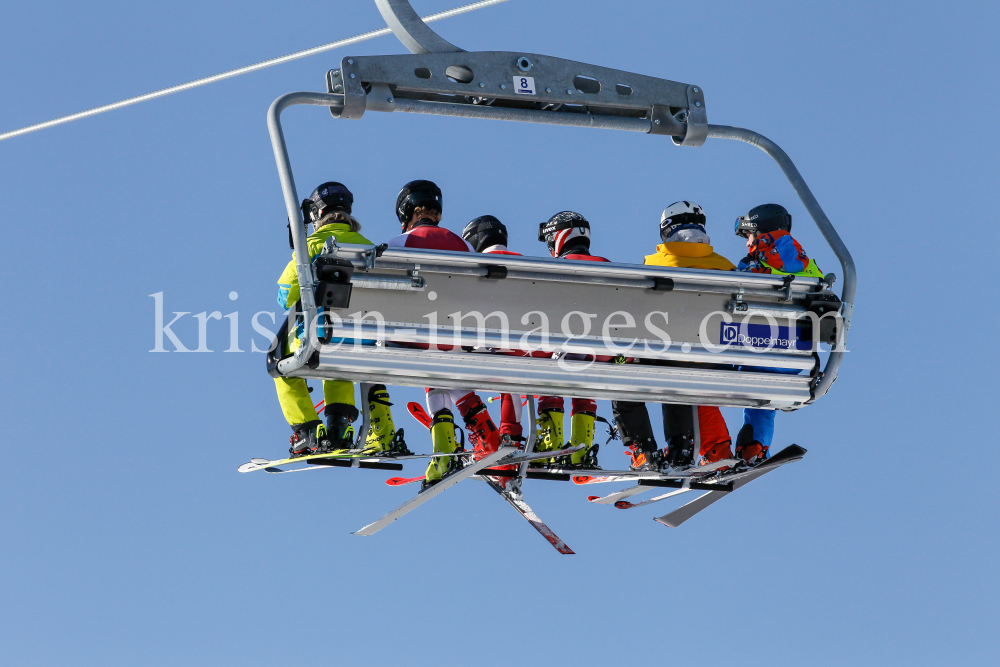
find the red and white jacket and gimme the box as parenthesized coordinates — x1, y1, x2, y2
(387, 221, 474, 252)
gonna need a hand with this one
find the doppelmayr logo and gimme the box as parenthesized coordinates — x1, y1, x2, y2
(719, 321, 801, 350)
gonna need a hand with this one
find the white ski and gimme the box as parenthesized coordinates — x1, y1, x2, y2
(614, 488, 691, 509)
(484, 478, 575, 554)
(586, 484, 651, 505)
(353, 445, 516, 536)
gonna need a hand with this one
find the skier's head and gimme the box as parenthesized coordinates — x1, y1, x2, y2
(396, 180, 443, 231)
(735, 203, 791, 241)
(660, 201, 708, 244)
(462, 215, 508, 252)
(301, 182, 360, 231)
(538, 211, 591, 258)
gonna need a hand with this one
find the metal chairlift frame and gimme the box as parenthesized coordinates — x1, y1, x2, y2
(261, 0, 856, 542)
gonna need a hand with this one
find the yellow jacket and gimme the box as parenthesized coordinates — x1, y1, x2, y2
(644, 242, 735, 271)
(277, 223, 372, 310)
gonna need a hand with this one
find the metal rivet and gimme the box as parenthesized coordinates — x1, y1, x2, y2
(693, 87, 699, 92)
(500, 84, 506, 89)
(347, 59, 354, 65)
(334, 84, 342, 92)
(479, 82, 485, 87)
(566, 89, 573, 94)
(545, 87, 551, 93)
(333, 71, 341, 78)
(655, 119, 661, 125)
(694, 101, 701, 107)
(349, 73, 356, 79)
(388, 98, 394, 103)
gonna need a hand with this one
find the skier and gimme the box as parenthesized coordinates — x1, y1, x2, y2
(385, 182, 502, 490)
(276, 182, 399, 457)
(461, 215, 523, 442)
(733, 203, 823, 464)
(613, 202, 736, 470)
(531, 211, 609, 468)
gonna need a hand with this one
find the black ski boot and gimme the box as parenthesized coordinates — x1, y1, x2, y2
(613, 401, 658, 470)
(324, 403, 359, 452)
(663, 435, 695, 469)
(288, 420, 332, 458)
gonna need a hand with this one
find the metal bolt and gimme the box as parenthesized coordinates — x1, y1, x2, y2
(694, 101, 701, 107)
(479, 82, 485, 87)
(350, 73, 356, 79)
(655, 119, 661, 125)
(566, 89, 573, 94)
(501, 84, 506, 89)
(347, 59, 354, 65)
(332, 70, 341, 78)
(693, 87, 699, 92)
(334, 84, 342, 92)
(388, 97, 394, 103)
(545, 87, 551, 93)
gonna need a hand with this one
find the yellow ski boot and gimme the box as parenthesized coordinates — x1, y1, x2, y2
(567, 410, 600, 469)
(530, 407, 564, 467)
(364, 384, 410, 456)
(422, 409, 463, 491)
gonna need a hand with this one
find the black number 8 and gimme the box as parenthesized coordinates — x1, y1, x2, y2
(521, 78, 528, 88)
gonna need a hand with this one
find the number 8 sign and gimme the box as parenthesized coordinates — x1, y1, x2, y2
(513, 76, 536, 95)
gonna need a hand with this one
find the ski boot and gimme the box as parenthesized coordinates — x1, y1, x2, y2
(363, 384, 408, 456)
(422, 409, 464, 492)
(288, 420, 332, 458)
(557, 410, 600, 469)
(628, 445, 663, 471)
(734, 440, 768, 466)
(663, 434, 695, 469)
(462, 399, 501, 461)
(529, 407, 564, 467)
(698, 439, 734, 467)
(734, 422, 768, 465)
(323, 402, 359, 453)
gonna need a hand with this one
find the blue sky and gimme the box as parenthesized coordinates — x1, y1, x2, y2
(1, 1, 998, 665)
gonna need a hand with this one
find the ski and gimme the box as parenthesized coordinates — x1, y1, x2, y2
(614, 488, 690, 509)
(406, 400, 574, 552)
(587, 484, 651, 505)
(484, 478, 574, 554)
(386, 475, 425, 486)
(654, 445, 806, 527)
(353, 445, 517, 536)
(238, 449, 471, 474)
(569, 458, 743, 485)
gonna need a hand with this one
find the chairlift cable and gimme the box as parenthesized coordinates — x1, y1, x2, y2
(0, 0, 508, 143)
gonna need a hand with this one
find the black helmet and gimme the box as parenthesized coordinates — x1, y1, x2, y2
(538, 211, 591, 257)
(301, 182, 353, 223)
(395, 180, 442, 226)
(735, 203, 792, 238)
(462, 215, 508, 252)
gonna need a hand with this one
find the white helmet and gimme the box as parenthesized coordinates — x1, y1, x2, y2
(659, 201, 707, 243)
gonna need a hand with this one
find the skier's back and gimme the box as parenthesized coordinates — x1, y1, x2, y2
(614, 202, 736, 470)
(275, 182, 390, 457)
(383, 182, 502, 490)
(530, 212, 609, 468)
(732, 203, 822, 464)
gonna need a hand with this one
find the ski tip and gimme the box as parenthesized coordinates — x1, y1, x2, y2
(614, 501, 634, 509)
(587, 495, 600, 502)
(238, 462, 262, 473)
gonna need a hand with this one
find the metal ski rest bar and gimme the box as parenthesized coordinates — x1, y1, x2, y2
(268, 242, 838, 410)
